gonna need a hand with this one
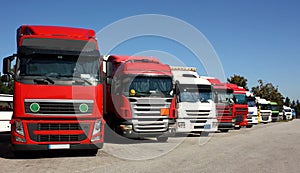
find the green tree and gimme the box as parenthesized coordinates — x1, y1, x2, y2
(291, 100, 296, 108)
(251, 79, 284, 111)
(0, 74, 14, 94)
(227, 74, 248, 90)
(284, 97, 291, 107)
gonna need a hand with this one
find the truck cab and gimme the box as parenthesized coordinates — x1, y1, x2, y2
(171, 67, 218, 134)
(256, 97, 272, 123)
(283, 106, 292, 120)
(103, 55, 176, 142)
(246, 92, 258, 126)
(270, 102, 279, 122)
(2, 25, 104, 155)
(226, 84, 249, 129)
(203, 77, 235, 132)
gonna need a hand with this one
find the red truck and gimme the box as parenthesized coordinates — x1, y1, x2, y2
(103, 55, 176, 142)
(2, 25, 104, 155)
(226, 83, 248, 129)
(203, 77, 235, 132)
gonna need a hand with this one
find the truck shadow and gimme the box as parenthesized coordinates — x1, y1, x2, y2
(104, 126, 161, 144)
(0, 134, 99, 159)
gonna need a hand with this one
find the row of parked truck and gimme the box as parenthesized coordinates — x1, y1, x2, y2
(0, 25, 294, 155)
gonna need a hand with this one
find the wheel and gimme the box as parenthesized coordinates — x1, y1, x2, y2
(246, 125, 253, 128)
(220, 129, 229, 133)
(156, 136, 168, 142)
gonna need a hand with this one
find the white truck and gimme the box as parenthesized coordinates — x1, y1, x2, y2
(246, 92, 258, 126)
(256, 97, 272, 123)
(171, 66, 218, 134)
(0, 94, 13, 133)
(283, 106, 292, 120)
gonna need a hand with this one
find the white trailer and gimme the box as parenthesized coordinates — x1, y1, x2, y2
(171, 66, 218, 133)
(0, 94, 13, 133)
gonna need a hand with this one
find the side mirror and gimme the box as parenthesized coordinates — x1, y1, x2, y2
(1, 74, 10, 82)
(3, 54, 16, 75)
(106, 61, 113, 85)
(174, 82, 180, 95)
(106, 78, 112, 85)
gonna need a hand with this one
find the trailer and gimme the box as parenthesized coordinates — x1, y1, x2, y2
(0, 94, 13, 133)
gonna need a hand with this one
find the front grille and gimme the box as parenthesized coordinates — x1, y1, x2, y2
(39, 135, 80, 142)
(130, 97, 170, 132)
(261, 112, 271, 121)
(27, 123, 90, 142)
(24, 99, 93, 115)
(190, 119, 207, 123)
(262, 116, 269, 121)
(186, 110, 210, 117)
(236, 108, 248, 111)
(235, 115, 243, 122)
(216, 106, 231, 116)
(38, 123, 84, 130)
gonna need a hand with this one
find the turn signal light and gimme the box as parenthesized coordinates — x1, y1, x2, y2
(160, 108, 170, 116)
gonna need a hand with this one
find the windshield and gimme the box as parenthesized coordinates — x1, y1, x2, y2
(114, 76, 173, 98)
(284, 109, 291, 112)
(271, 105, 279, 111)
(214, 90, 233, 104)
(17, 54, 100, 85)
(178, 84, 212, 103)
(248, 100, 256, 107)
(260, 104, 271, 110)
(233, 94, 247, 104)
(0, 101, 13, 111)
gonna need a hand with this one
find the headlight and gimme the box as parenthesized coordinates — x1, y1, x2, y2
(15, 120, 25, 136)
(91, 119, 102, 142)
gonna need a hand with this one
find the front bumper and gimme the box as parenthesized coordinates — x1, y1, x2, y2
(121, 126, 176, 138)
(176, 119, 218, 133)
(12, 142, 103, 151)
(217, 122, 235, 130)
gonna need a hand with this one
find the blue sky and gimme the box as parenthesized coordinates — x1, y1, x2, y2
(0, 0, 299, 101)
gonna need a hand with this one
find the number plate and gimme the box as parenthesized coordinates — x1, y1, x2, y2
(204, 124, 211, 129)
(48, 144, 70, 149)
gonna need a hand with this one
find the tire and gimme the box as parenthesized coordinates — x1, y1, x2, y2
(220, 129, 229, 133)
(157, 137, 168, 142)
(246, 125, 253, 128)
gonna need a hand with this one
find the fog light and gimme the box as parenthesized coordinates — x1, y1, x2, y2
(212, 122, 218, 128)
(15, 136, 26, 143)
(178, 122, 185, 128)
(120, 125, 133, 130)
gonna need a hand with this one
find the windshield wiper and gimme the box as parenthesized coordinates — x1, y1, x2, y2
(60, 75, 92, 85)
(33, 76, 55, 84)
